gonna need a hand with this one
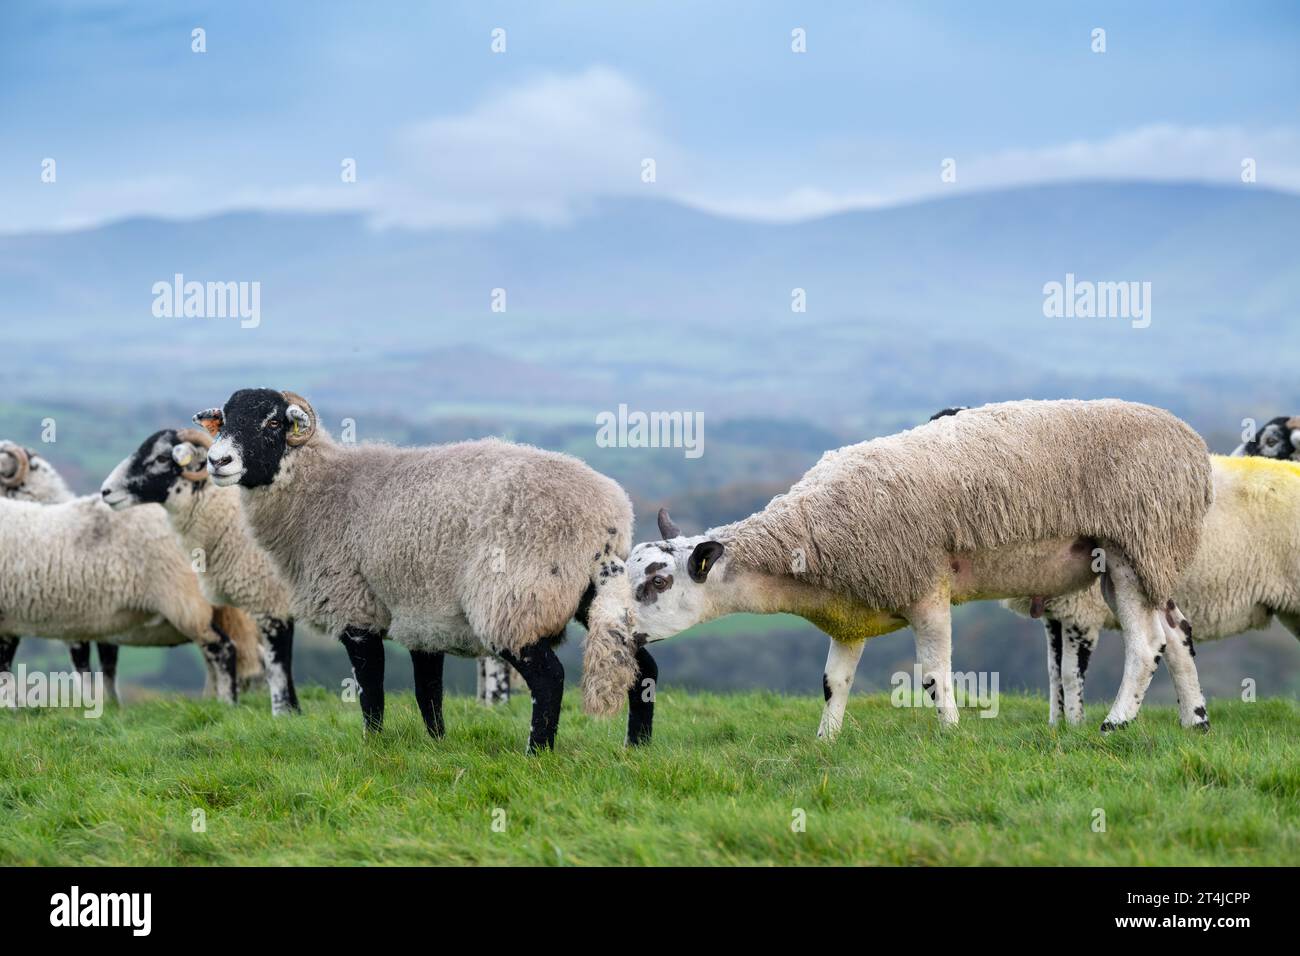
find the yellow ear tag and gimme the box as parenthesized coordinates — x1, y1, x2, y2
(290, 420, 302, 436)
(176, 449, 193, 467)
(699, 558, 708, 572)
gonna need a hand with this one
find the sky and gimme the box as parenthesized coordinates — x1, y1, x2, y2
(1, 0, 1298, 233)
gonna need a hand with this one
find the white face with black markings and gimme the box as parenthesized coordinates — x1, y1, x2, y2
(1232, 417, 1300, 460)
(626, 509, 729, 641)
(101, 429, 203, 510)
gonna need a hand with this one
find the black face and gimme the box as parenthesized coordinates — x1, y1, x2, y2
(928, 406, 969, 422)
(208, 387, 293, 488)
(1242, 417, 1298, 460)
(121, 429, 186, 504)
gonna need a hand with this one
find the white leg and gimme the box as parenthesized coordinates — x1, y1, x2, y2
(1100, 557, 1163, 731)
(477, 655, 511, 705)
(260, 643, 292, 716)
(202, 655, 217, 698)
(1059, 622, 1098, 726)
(908, 592, 958, 726)
(817, 638, 865, 741)
(1044, 620, 1064, 726)
(1160, 602, 1209, 730)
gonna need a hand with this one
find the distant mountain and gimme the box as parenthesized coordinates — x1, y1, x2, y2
(3, 182, 1297, 433)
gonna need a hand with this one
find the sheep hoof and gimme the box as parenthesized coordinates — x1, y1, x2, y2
(1099, 719, 1129, 733)
(1192, 719, 1210, 734)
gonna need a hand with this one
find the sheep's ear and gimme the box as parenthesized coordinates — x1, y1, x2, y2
(284, 402, 315, 446)
(657, 507, 682, 539)
(194, 408, 223, 436)
(687, 541, 725, 583)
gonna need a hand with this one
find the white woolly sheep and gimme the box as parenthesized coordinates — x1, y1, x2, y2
(195, 388, 653, 752)
(607, 400, 1215, 737)
(100, 427, 302, 715)
(0, 477, 262, 704)
(1, 442, 122, 696)
(0, 441, 75, 505)
(1007, 453, 1300, 726)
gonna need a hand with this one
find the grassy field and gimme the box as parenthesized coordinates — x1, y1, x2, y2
(1, 689, 1296, 866)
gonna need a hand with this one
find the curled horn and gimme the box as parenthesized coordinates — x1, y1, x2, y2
(281, 391, 317, 446)
(0, 442, 30, 489)
(657, 507, 681, 540)
(174, 428, 213, 482)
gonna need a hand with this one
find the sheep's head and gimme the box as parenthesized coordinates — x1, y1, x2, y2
(101, 428, 213, 510)
(0, 442, 31, 491)
(1232, 416, 1300, 461)
(0, 441, 73, 504)
(625, 508, 728, 641)
(195, 388, 316, 488)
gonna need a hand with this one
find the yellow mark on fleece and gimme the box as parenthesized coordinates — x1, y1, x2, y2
(1213, 453, 1300, 477)
(803, 600, 906, 642)
(1214, 454, 1300, 499)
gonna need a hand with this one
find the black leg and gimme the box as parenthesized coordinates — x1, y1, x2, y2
(95, 643, 120, 705)
(0, 635, 17, 673)
(626, 647, 657, 747)
(499, 639, 565, 753)
(0, 635, 16, 706)
(341, 627, 385, 733)
(201, 618, 238, 704)
(264, 618, 300, 714)
(69, 641, 92, 673)
(410, 649, 446, 739)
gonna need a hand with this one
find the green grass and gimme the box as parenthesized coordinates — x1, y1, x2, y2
(1, 690, 1296, 865)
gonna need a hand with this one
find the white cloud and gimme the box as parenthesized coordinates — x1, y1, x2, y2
(682, 124, 1300, 222)
(679, 185, 892, 222)
(372, 66, 676, 228)
(6, 64, 1298, 235)
(960, 124, 1300, 193)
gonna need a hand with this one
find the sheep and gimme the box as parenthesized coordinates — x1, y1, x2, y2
(194, 388, 654, 751)
(600, 399, 1215, 737)
(1231, 415, 1300, 460)
(99, 427, 302, 715)
(1, 441, 75, 504)
(0, 480, 262, 705)
(1007, 451, 1300, 726)
(0, 442, 121, 697)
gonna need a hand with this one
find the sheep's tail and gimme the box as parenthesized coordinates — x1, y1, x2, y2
(214, 605, 264, 682)
(580, 555, 641, 718)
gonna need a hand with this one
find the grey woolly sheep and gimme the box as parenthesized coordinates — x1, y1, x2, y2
(1007, 452, 1300, 726)
(612, 400, 1215, 737)
(195, 388, 653, 752)
(0, 483, 262, 704)
(100, 427, 301, 715)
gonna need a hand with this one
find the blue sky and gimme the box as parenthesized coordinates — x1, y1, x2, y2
(2, 0, 1297, 232)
